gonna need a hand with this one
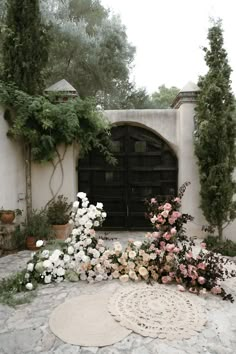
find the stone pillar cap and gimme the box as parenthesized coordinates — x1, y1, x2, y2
(171, 81, 199, 108)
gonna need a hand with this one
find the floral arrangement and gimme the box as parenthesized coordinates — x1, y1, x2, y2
(22, 185, 236, 302)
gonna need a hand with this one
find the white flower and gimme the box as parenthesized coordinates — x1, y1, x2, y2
(73, 201, 80, 208)
(85, 221, 93, 229)
(82, 201, 89, 208)
(81, 255, 90, 263)
(44, 275, 52, 284)
(101, 212, 107, 218)
(57, 267, 65, 277)
(161, 210, 169, 218)
(112, 270, 120, 279)
(50, 250, 62, 263)
(138, 266, 148, 277)
(95, 274, 103, 282)
(63, 254, 71, 263)
(96, 202, 103, 209)
(134, 241, 142, 248)
(129, 270, 138, 280)
(43, 260, 52, 269)
(27, 263, 34, 272)
(41, 250, 50, 259)
(128, 251, 136, 259)
(93, 250, 100, 258)
(25, 273, 30, 279)
(36, 240, 44, 248)
(114, 242, 122, 252)
(150, 253, 157, 260)
(68, 246, 75, 255)
(25, 283, 33, 290)
(119, 274, 129, 283)
(94, 220, 99, 227)
(77, 192, 87, 200)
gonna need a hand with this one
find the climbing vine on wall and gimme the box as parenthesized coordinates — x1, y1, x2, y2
(0, 81, 116, 164)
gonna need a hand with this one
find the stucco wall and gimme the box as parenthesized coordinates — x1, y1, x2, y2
(32, 144, 79, 209)
(0, 106, 26, 212)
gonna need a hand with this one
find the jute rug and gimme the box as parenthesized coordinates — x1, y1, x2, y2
(49, 293, 131, 347)
(108, 283, 207, 340)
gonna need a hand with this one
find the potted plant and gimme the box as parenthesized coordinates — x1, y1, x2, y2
(0, 208, 22, 224)
(24, 209, 52, 250)
(47, 195, 72, 240)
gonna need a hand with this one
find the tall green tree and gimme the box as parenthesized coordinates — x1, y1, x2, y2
(194, 20, 236, 240)
(2, 0, 49, 219)
(2, 0, 49, 95)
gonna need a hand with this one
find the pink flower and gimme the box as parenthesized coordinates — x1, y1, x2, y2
(188, 265, 198, 280)
(169, 272, 175, 278)
(170, 227, 177, 235)
(158, 205, 164, 210)
(161, 276, 172, 284)
(200, 242, 206, 249)
(163, 203, 172, 211)
(166, 243, 175, 252)
(211, 286, 222, 295)
(197, 262, 206, 270)
(173, 247, 180, 253)
(186, 251, 193, 259)
(172, 211, 182, 219)
(174, 197, 181, 203)
(155, 249, 162, 255)
(160, 241, 166, 250)
(198, 276, 206, 285)
(177, 285, 185, 292)
(152, 231, 160, 238)
(150, 198, 157, 204)
(164, 232, 171, 241)
(179, 264, 188, 277)
(157, 214, 164, 223)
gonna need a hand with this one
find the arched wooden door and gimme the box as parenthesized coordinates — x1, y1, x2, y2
(78, 125, 178, 230)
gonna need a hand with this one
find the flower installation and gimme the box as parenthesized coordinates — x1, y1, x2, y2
(24, 185, 235, 302)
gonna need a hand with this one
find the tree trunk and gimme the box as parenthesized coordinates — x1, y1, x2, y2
(217, 224, 223, 241)
(25, 144, 32, 221)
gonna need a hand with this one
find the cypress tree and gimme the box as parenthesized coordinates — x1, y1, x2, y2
(194, 20, 236, 240)
(2, 0, 48, 94)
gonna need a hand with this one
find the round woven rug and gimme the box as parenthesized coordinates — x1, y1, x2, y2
(49, 293, 131, 347)
(108, 283, 207, 340)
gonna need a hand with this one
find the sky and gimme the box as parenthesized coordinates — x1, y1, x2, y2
(101, 0, 236, 94)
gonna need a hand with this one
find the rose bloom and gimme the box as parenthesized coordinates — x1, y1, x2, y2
(197, 262, 206, 270)
(173, 247, 180, 253)
(152, 231, 160, 238)
(172, 211, 182, 218)
(177, 285, 185, 292)
(161, 210, 169, 218)
(25, 283, 33, 291)
(120, 274, 129, 283)
(150, 198, 157, 204)
(111, 271, 120, 279)
(129, 251, 136, 259)
(77, 192, 87, 200)
(134, 241, 142, 248)
(168, 217, 176, 225)
(166, 243, 175, 252)
(211, 286, 222, 295)
(138, 266, 148, 277)
(161, 276, 172, 284)
(129, 270, 138, 280)
(197, 276, 206, 285)
(163, 203, 172, 211)
(200, 242, 206, 249)
(174, 197, 181, 203)
(157, 215, 165, 223)
(170, 227, 177, 235)
(164, 232, 171, 241)
(36, 240, 44, 248)
(186, 251, 193, 259)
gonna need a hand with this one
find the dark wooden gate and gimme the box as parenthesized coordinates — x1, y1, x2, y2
(78, 125, 178, 230)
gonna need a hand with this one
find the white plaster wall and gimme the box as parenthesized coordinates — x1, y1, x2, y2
(0, 106, 26, 212)
(104, 110, 178, 154)
(32, 144, 78, 209)
(177, 103, 206, 238)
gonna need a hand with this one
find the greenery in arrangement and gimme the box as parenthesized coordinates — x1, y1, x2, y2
(204, 236, 236, 257)
(23, 209, 52, 240)
(47, 195, 72, 225)
(194, 20, 236, 240)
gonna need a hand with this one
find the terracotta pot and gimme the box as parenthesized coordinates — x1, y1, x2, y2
(52, 224, 69, 240)
(0, 211, 15, 224)
(26, 236, 38, 251)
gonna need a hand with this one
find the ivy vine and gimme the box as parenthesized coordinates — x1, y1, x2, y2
(0, 81, 116, 164)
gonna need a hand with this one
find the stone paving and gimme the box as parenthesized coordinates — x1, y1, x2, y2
(0, 232, 236, 354)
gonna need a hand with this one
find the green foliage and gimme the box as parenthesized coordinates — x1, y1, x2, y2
(194, 20, 236, 239)
(2, 0, 49, 94)
(23, 209, 52, 240)
(47, 195, 72, 225)
(204, 235, 236, 257)
(0, 81, 116, 163)
(0, 271, 36, 307)
(150, 85, 179, 108)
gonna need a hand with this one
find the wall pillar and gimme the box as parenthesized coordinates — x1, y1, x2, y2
(173, 82, 206, 237)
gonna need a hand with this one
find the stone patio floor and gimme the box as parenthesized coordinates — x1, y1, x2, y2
(0, 232, 236, 354)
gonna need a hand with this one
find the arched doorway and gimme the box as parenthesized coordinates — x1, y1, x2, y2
(78, 125, 178, 230)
